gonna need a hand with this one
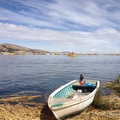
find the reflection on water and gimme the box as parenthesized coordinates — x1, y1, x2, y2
(0, 55, 120, 101)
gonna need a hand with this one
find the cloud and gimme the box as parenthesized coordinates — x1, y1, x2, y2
(0, 0, 120, 53)
(0, 0, 119, 30)
(0, 23, 120, 45)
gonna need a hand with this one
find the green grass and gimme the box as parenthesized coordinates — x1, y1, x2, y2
(106, 75, 120, 95)
(92, 75, 120, 110)
(92, 90, 112, 110)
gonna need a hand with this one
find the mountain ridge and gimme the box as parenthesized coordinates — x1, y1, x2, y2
(0, 43, 48, 52)
(0, 43, 49, 54)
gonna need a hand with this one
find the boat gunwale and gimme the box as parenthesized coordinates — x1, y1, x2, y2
(49, 80, 76, 98)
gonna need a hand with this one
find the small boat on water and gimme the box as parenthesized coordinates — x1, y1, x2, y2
(67, 52, 78, 57)
(48, 79, 100, 120)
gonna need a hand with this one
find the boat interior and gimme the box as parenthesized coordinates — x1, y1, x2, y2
(53, 83, 96, 99)
(72, 85, 96, 93)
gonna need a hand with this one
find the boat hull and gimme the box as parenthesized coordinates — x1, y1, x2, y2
(48, 80, 100, 119)
(52, 94, 95, 119)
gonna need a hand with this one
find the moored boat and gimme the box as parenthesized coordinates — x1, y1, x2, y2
(48, 79, 100, 120)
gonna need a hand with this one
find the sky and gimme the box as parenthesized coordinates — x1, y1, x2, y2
(0, 0, 120, 53)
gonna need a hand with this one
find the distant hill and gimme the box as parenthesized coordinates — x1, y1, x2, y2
(0, 43, 49, 54)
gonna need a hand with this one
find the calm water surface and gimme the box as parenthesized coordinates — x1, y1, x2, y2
(0, 55, 120, 101)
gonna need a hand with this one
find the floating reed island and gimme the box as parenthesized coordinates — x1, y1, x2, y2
(0, 76, 120, 120)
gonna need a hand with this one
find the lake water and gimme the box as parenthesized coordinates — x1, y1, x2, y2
(0, 55, 120, 102)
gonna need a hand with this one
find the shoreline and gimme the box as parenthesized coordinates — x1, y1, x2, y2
(0, 81, 120, 120)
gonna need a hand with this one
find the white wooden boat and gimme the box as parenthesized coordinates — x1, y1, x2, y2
(48, 80, 100, 120)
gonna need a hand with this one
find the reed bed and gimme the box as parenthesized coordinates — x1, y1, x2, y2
(0, 103, 40, 120)
(66, 109, 120, 120)
(0, 93, 119, 120)
(0, 95, 56, 120)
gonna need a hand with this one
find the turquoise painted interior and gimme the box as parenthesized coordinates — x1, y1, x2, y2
(53, 85, 76, 98)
